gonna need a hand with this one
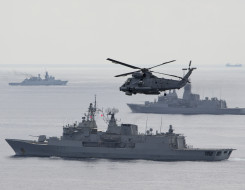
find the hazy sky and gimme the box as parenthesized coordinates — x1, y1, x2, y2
(1, 0, 245, 66)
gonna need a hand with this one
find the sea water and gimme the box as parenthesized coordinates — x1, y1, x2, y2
(0, 65, 245, 190)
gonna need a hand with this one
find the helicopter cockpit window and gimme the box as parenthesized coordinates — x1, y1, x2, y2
(126, 79, 131, 85)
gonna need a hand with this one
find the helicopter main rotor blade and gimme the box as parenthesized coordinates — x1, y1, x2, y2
(152, 71, 191, 83)
(107, 58, 141, 70)
(148, 60, 176, 70)
(114, 71, 138, 77)
(152, 71, 184, 80)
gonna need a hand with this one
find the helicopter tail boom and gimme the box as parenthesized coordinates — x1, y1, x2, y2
(178, 67, 196, 88)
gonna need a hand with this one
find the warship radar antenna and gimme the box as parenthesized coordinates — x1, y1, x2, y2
(102, 108, 119, 124)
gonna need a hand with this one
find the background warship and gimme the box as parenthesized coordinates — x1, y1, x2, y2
(128, 83, 245, 115)
(226, 63, 242, 67)
(9, 71, 68, 86)
(6, 98, 234, 161)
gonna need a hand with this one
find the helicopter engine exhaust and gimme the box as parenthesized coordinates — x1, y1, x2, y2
(132, 72, 145, 79)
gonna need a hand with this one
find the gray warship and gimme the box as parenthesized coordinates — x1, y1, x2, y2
(128, 83, 245, 115)
(226, 63, 242, 67)
(9, 72, 68, 86)
(6, 98, 234, 161)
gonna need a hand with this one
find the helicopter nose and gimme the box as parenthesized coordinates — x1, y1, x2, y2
(120, 86, 127, 91)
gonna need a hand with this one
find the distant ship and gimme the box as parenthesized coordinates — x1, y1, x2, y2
(226, 63, 242, 67)
(5, 98, 234, 161)
(128, 83, 245, 115)
(9, 72, 68, 86)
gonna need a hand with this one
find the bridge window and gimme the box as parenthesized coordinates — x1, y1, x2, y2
(205, 151, 213, 156)
(216, 151, 222, 156)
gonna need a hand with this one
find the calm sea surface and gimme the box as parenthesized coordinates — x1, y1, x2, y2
(0, 65, 245, 190)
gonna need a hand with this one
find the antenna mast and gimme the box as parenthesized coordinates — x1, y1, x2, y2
(160, 116, 162, 133)
(145, 116, 148, 134)
(94, 94, 97, 110)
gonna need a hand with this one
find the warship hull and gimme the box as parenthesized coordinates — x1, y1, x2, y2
(128, 104, 245, 115)
(6, 139, 233, 161)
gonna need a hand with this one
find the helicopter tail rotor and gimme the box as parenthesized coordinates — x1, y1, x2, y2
(182, 60, 196, 71)
(181, 60, 197, 83)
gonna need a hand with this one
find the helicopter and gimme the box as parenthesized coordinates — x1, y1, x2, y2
(107, 58, 196, 96)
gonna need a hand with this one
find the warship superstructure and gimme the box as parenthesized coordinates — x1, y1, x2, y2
(9, 72, 68, 86)
(128, 83, 245, 115)
(6, 98, 234, 161)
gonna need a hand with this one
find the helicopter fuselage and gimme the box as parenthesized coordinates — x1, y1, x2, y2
(106, 58, 195, 96)
(120, 69, 194, 96)
(120, 77, 182, 95)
